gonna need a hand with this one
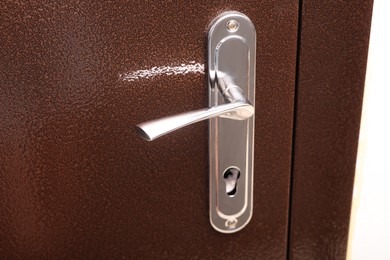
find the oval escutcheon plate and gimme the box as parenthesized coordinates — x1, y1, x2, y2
(208, 11, 256, 233)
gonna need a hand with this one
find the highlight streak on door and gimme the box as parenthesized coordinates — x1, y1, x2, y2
(120, 61, 204, 81)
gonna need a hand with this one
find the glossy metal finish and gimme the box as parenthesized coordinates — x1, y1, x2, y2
(209, 12, 256, 233)
(135, 65, 254, 142)
(135, 70, 253, 142)
(136, 12, 255, 233)
(136, 101, 253, 141)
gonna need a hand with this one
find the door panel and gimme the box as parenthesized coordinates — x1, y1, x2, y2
(289, 1, 373, 259)
(0, 1, 298, 258)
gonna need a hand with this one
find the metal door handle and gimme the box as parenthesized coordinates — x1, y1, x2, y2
(136, 101, 253, 141)
(136, 74, 254, 141)
(135, 11, 256, 233)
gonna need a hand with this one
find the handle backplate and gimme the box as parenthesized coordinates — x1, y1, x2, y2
(208, 11, 256, 233)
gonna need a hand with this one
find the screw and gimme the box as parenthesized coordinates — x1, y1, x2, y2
(226, 20, 239, 32)
(225, 219, 238, 229)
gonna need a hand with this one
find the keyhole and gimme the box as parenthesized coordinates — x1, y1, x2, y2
(223, 167, 241, 197)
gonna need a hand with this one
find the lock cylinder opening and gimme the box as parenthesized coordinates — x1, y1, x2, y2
(223, 167, 241, 197)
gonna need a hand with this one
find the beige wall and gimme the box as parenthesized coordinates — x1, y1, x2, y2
(347, 1, 390, 259)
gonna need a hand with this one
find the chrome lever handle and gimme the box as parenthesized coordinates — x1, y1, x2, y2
(136, 101, 254, 141)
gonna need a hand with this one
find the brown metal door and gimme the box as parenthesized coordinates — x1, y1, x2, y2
(288, 1, 373, 259)
(0, 1, 298, 259)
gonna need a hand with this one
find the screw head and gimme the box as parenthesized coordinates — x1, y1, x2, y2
(226, 20, 239, 32)
(225, 219, 238, 229)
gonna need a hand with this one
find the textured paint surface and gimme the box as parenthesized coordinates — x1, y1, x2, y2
(289, 1, 373, 259)
(0, 1, 298, 259)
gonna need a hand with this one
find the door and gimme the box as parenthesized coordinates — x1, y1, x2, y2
(288, 1, 373, 259)
(1, 1, 297, 259)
